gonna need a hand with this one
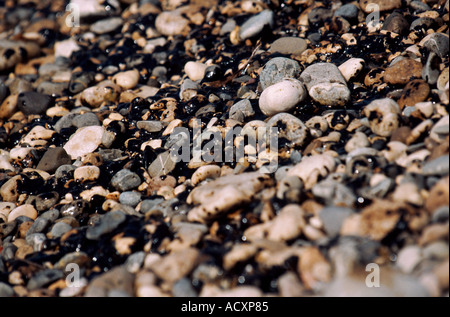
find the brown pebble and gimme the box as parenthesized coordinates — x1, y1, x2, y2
(384, 59, 423, 85)
(19, 221, 33, 238)
(398, 79, 430, 109)
(425, 176, 449, 214)
(15, 244, 34, 260)
(297, 247, 331, 290)
(391, 126, 412, 143)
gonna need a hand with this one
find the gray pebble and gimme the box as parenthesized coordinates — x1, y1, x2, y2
(409, 0, 431, 13)
(0, 282, 14, 297)
(55, 164, 76, 179)
(308, 7, 333, 24)
(229, 99, 255, 122)
(140, 198, 165, 214)
(50, 222, 72, 238)
(432, 206, 449, 223)
(1, 243, 17, 261)
(25, 233, 47, 252)
(422, 154, 449, 176)
(319, 206, 355, 237)
(239, 10, 274, 40)
(86, 210, 126, 240)
(423, 33, 449, 59)
(90, 17, 123, 34)
(172, 278, 198, 297)
(334, 4, 359, 20)
(410, 17, 435, 31)
(36, 147, 72, 174)
(422, 52, 441, 85)
(36, 81, 68, 97)
(119, 191, 142, 207)
(0, 80, 8, 104)
(54, 113, 77, 132)
(7, 78, 32, 95)
(259, 57, 302, 91)
(266, 113, 308, 147)
(423, 241, 449, 260)
(312, 179, 356, 207)
(17, 91, 53, 115)
(269, 37, 308, 56)
(125, 251, 145, 273)
(69, 71, 95, 94)
(35, 192, 59, 212)
(60, 200, 89, 218)
(72, 112, 100, 128)
(111, 169, 142, 191)
(137, 120, 165, 133)
(27, 269, 65, 291)
(26, 218, 50, 237)
(148, 151, 177, 178)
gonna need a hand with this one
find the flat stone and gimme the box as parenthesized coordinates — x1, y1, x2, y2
(90, 17, 123, 34)
(63, 126, 104, 159)
(112, 69, 140, 90)
(260, 57, 302, 91)
(384, 59, 423, 85)
(0, 282, 15, 297)
(148, 151, 177, 178)
(72, 112, 100, 128)
(27, 269, 64, 291)
(111, 169, 142, 191)
(137, 120, 165, 133)
(17, 91, 53, 115)
(50, 222, 72, 238)
(155, 10, 190, 36)
(229, 99, 255, 121)
(269, 37, 307, 56)
(259, 79, 307, 116)
(74, 166, 101, 182)
(398, 79, 430, 110)
(86, 210, 126, 240)
(147, 248, 200, 283)
(36, 147, 72, 173)
(288, 154, 336, 190)
(300, 63, 350, 107)
(334, 4, 359, 20)
(119, 191, 142, 207)
(397, 245, 422, 274)
(85, 265, 134, 297)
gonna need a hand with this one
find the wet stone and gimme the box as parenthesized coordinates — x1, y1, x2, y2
(422, 53, 441, 85)
(63, 126, 104, 160)
(422, 33, 449, 59)
(50, 222, 72, 238)
(137, 121, 165, 133)
(35, 192, 60, 212)
(382, 12, 409, 35)
(259, 57, 302, 91)
(359, 0, 402, 13)
(0, 282, 15, 297)
(60, 200, 89, 218)
(17, 91, 53, 115)
(398, 80, 430, 110)
(422, 155, 449, 176)
(36, 147, 72, 174)
(111, 169, 142, 192)
(86, 210, 126, 240)
(384, 59, 423, 85)
(259, 79, 307, 117)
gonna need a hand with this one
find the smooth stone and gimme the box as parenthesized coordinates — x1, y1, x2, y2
(155, 11, 190, 36)
(437, 68, 449, 91)
(8, 205, 37, 222)
(119, 191, 142, 207)
(90, 17, 123, 34)
(0, 94, 18, 119)
(422, 155, 449, 176)
(26, 218, 50, 237)
(26, 233, 47, 252)
(191, 165, 221, 186)
(148, 151, 177, 178)
(86, 210, 126, 240)
(300, 63, 350, 107)
(312, 180, 356, 207)
(410, 17, 435, 31)
(269, 37, 307, 56)
(334, 4, 359, 20)
(27, 269, 64, 291)
(229, 99, 255, 121)
(382, 12, 409, 35)
(308, 7, 333, 24)
(363, 98, 401, 137)
(72, 112, 100, 128)
(36, 147, 72, 174)
(37, 81, 68, 97)
(0, 175, 22, 202)
(125, 251, 145, 274)
(54, 38, 81, 58)
(359, 0, 402, 13)
(184, 62, 208, 82)
(266, 113, 308, 147)
(63, 126, 104, 159)
(422, 52, 441, 85)
(111, 169, 142, 191)
(0, 81, 9, 104)
(55, 165, 76, 179)
(338, 58, 365, 82)
(137, 120, 165, 132)
(17, 91, 53, 115)
(112, 69, 140, 90)
(74, 166, 101, 182)
(85, 266, 134, 297)
(50, 222, 72, 238)
(35, 192, 59, 212)
(397, 246, 422, 274)
(384, 59, 423, 85)
(239, 10, 274, 40)
(422, 33, 449, 59)
(259, 79, 306, 116)
(287, 154, 336, 190)
(398, 79, 430, 109)
(259, 57, 302, 91)
(60, 200, 89, 217)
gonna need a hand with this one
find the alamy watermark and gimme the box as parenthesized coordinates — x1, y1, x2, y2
(65, 3, 80, 28)
(365, 263, 381, 288)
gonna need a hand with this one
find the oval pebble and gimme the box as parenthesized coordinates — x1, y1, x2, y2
(63, 126, 104, 159)
(74, 166, 101, 182)
(259, 79, 306, 116)
(8, 204, 37, 222)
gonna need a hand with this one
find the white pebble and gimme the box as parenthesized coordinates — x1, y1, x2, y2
(259, 79, 306, 116)
(112, 69, 140, 90)
(184, 61, 208, 82)
(338, 58, 365, 82)
(63, 126, 105, 159)
(74, 166, 101, 182)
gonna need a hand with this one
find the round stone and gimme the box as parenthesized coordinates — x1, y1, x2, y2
(260, 57, 302, 91)
(269, 37, 307, 56)
(259, 79, 307, 116)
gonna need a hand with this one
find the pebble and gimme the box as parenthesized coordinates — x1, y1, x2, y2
(63, 126, 104, 159)
(319, 206, 355, 237)
(155, 10, 190, 36)
(398, 79, 430, 109)
(422, 155, 449, 176)
(288, 154, 336, 190)
(112, 69, 140, 90)
(397, 245, 423, 274)
(72, 112, 100, 128)
(359, 0, 402, 13)
(84, 266, 134, 297)
(54, 38, 81, 58)
(147, 151, 177, 178)
(50, 222, 72, 238)
(437, 68, 449, 91)
(266, 113, 308, 147)
(191, 165, 221, 186)
(239, 10, 274, 40)
(0, 94, 18, 119)
(229, 99, 255, 122)
(300, 63, 350, 107)
(111, 169, 142, 191)
(422, 33, 449, 59)
(90, 17, 123, 34)
(259, 79, 306, 116)
(17, 91, 53, 115)
(184, 61, 208, 82)
(338, 58, 365, 82)
(363, 98, 401, 137)
(269, 37, 308, 56)
(119, 191, 142, 207)
(382, 11, 410, 35)
(147, 248, 200, 283)
(422, 52, 441, 85)
(334, 4, 359, 20)
(172, 278, 198, 297)
(8, 205, 37, 222)
(137, 121, 165, 133)
(259, 57, 302, 91)
(74, 166, 101, 182)
(0, 282, 15, 297)
(384, 59, 423, 85)
(27, 269, 64, 291)
(86, 210, 126, 240)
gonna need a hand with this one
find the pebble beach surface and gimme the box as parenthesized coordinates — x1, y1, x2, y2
(0, 0, 449, 297)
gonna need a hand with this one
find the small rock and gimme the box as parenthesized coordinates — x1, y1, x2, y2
(119, 191, 142, 207)
(259, 57, 302, 91)
(300, 63, 350, 107)
(155, 10, 190, 36)
(384, 59, 423, 85)
(382, 11, 409, 35)
(172, 278, 198, 297)
(269, 37, 307, 56)
(229, 99, 255, 121)
(397, 79, 430, 109)
(334, 4, 359, 20)
(50, 222, 72, 238)
(397, 245, 422, 274)
(409, 1, 431, 13)
(0, 94, 18, 120)
(422, 52, 441, 85)
(54, 38, 81, 58)
(63, 126, 104, 159)
(437, 68, 449, 91)
(319, 206, 355, 237)
(0, 282, 15, 297)
(0, 175, 21, 202)
(147, 248, 200, 283)
(422, 33, 449, 59)
(239, 10, 274, 40)
(17, 91, 53, 115)
(90, 17, 123, 34)
(288, 154, 336, 190)
(266, 113, 308, 147)
(86, 210, 126, 240)
(223, 243, 259, 270)
(85, 265, 134, 297)
(259, 79, 306, 116)
(278, 272, 304, 297)
(148, 151, 177, 178)
(35, 192, 60, 212)
(422, 155, 449, 176)
(363, 98, 401, 137)
(184, 62, 208, 82)
(308, 7, 333, 24)
(112, 69, 140, 90)
(27, 269, 64, 291)
(137, 121, 165, 133)
(72, 112, 100, 128)
(111, 169, 142, 191)
(8, 204, 37, 222)
(338, 58, 365, 82)
(191, 165, 221, 186)
(125, 251, 145, 274)
(74, 166, 101, 182)
(359, 0, 402, 13)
